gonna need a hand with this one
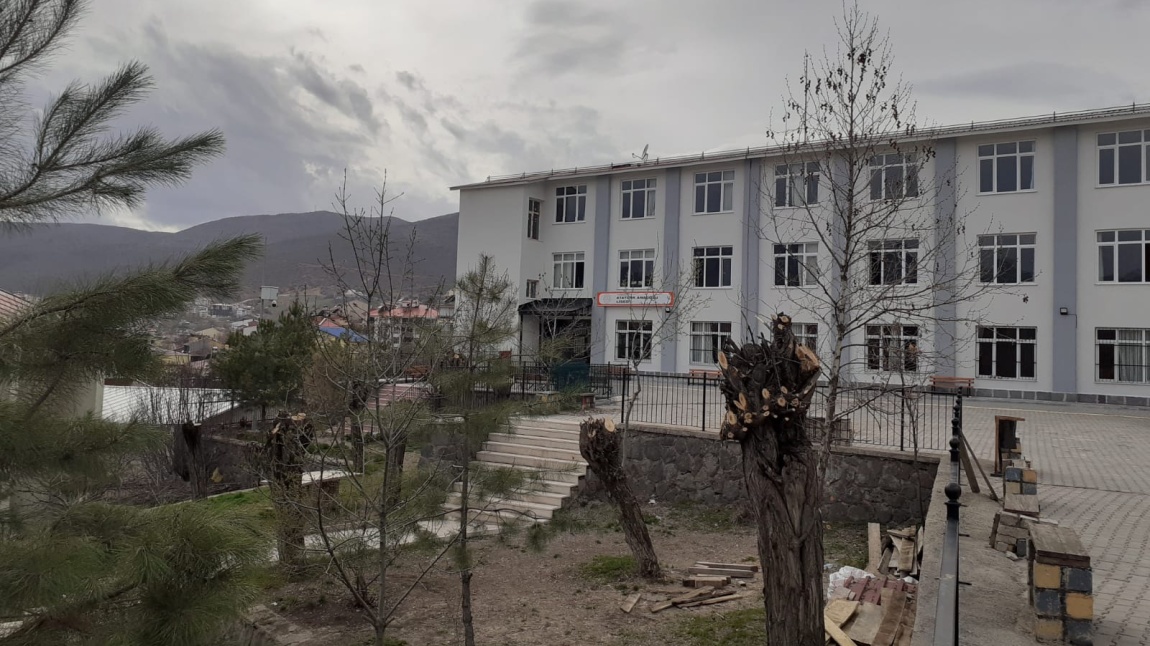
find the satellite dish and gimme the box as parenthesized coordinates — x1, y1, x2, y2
(633, 144, 649, 163)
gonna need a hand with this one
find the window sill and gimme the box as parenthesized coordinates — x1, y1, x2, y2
(1096, 182, 1150, 189)
(692, 210, 735, 216)
(772, 284, 816, 290)
(691, 286, 735, 290)
(552, 220, 587, 225)
(978, 281, 1039, 287)
(975, 189, 1038, 197)
(772, 203, 820, 210)
(975, 376, 1038, 382)
(1093, 282, 1150, 286)
(616, 286, 657, 291)
(551, 288, 585, 292)
(620, 216, 656, 222)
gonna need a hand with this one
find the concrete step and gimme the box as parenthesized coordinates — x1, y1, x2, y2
(506, 425, 582, 441)
(489, 432, 580, 450)
(444, 492, 558, 520)
(441, 505, 551, 526)
(474, 451, 587, 476)
(483, 441, 585, 462)
(417, 517, 500, 538)
(450, 481, 572, 506)
(473, 461, 583, 485)
(514, 416, 585, 429)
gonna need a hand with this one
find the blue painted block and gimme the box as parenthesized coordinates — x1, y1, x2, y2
(1065, 568, 1092, 593)
(1034, 589, 1062, 617)
(1065, 618, 1093, 645)
(1005, 467, 1023, 482)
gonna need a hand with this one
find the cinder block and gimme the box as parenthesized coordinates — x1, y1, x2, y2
(1022, 469, 1038, 484)
(1065, 618, 1093, 645)
(998, 511, 1022, 527)
(1022, 483, 1039, 495)
(999, 524, 1030, 540)
(1035, 617, 1064, 641)
(995, 540, 1013, 553)
(1064, 568, 1092, 593)
(1006, 467, 1023, 482)
(1033, 563, 1062, 589)
(1034, 589, 1062, 616)
(1066, 593, 1094, 620)
(1007, 482, 1022, 495)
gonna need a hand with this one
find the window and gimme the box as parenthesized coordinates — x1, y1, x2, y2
(525, 279, 538, 299)
(693, 246, 733, 288)
(619, 249, 655, 288)
(977, 327, 1036, 380)
(773, 242, 819, 287)
(622, 178, 656, 219)
(774, 163, 820, 207)
(979, 234, 1036, 284)
(866, 325, 919, 372)
(1097, 229, 1150, 283)
(527, 198, 541, 240)
(555, 185, 587, 223)
(553, 252, 585, 289)
(616, 320, 653, 361)
(694, 170, 735, 214)
(869, 153, 919, 200)
(794, 323, 817, 350)
(978, 141, 1035, 193)
(1097, 328, 1150, 383)
(690, 321, 731, 363)
(868, 239, 918, 285)
(1098, 130, 1150, 185)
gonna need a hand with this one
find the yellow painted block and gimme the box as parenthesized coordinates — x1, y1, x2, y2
(1066, 593, 1094, 620)
(1033, 563, 1062, 589)
(1023, 469, 1038, 484)
(1006, 482, 1022, 495)
(1034, 618, 1063, 641)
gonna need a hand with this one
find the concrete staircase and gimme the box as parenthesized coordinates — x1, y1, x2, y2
(435, 416, 587, 534)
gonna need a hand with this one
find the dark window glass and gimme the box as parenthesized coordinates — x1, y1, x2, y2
(721, 258, 732, 286)
(1021, 247, 1035, 282)
(905, 251, 918, 284)
(997, 155, 1017, 192)
(1020, 328, 1036, 341)
(574, 262, 584, 288)
(885, 165, 904, 199)
(1098, 133, 1116, 146)
(997, 142, 1017, 154)
(1020, 343, 1036, 379)
(1118, 244, 1143, 282)
(706, 184, 721, 213)
(870, 251, 883, 285)
(1119, 230, 1142, 242)
(774, 255, 786, 286)
(1119, 145, 1143, 184)
(1099, 245, 1114, 281)
(980, 249, 995, 283)
(870, 169, 883, 200)
(705, 258, 719, 287)
(980, 159, 994, 193)
(806, 172, 819, 204)
(998, 247, 1018, 283)
(1098, 329, 1117, 340)
(996, 339, 1017, 378)
(622, 194, 632, 218)
(867, 338, 880, 370)
(775, 176, 788, 207)
(1019, 141, 1035, 153)
(1020, 155, 1034, 190)
(1100, 148, 1115, 184)
(786, 254, 799, 287)
(695, 185, 706, 213)
(906, 166, 919, 197)
(978, 144, 994, 156)
(1099, 343, 1116, 380)
(1119, 130, 1142, 144)
(977, 340, 994, 376)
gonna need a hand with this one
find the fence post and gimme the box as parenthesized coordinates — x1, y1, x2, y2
(933, 404, 963, 645)
(701, 375, 708, 433)
(899, 387, 906, 452)
(620, 365, 628, 423)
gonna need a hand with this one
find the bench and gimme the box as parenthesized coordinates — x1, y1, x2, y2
(689, 368, 721, 378)
(930, 375, 973, 393)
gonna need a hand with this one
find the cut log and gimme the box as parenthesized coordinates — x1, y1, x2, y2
(695, 561, 760, 572)
(683, 575, 731, 588)
(866, 523, 882, 574)
(844, 602, 884, 645)
(688, 566, 756, 579)
(621, 593, 641, 613)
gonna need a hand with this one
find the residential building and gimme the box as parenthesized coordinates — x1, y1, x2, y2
(452, 104, 1150, 404)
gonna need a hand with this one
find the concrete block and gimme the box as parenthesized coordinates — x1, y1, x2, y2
(1022, 483, 1039, 495)
(995, 540, 1013, 553)
(998, 524, 1030, 540)
(1016, 538, 1030, 558)
(1035, 617, 1063, 642)
(1064, 568, 1092, 593)
(1022, 469, 1038, 484)
(1006, 482, 1022, 495)
(1033, 562, 1062, 589)
(1066, 593, 1093, 620)
(1037, 391, 1053, 401)
(1034, 589, 1062, 616)
(1005, 468, 1023, 483)
(998, 511, 1022, 527)
(1065, 618, 1093, 645)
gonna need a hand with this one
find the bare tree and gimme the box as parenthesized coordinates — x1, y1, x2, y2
(759, 2, 1006, 465)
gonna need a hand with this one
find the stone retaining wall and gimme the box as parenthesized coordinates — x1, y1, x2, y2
(577, 423, 938, 526)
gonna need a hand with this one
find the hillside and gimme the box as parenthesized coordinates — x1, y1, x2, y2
(0, 211, 459, 297)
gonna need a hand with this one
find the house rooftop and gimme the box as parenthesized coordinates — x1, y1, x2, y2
(102, 385, 238, 425)
(450, 102, 1150, 191)
(0, 289, 28, 319)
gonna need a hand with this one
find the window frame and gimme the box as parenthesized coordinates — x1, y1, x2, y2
(552, 251, 586, 290)
(976, 326, 1037, 381)
(865, 324, 920, 373)
(525, 279, 538, 299)
(618, 248, 656, 289)
(692, 245, 734, 289)
(1096, 328, 1150, 384)
(526, 198, 541, 240)
(869, 153, 920, 201)
(774, 162, 820, 207)
(773, 242, 819, 288)
(979, 233, 1037, 284)
(867, 238, 919, 286)
(554, 185, 588, 223)
(693, 170, 736, 215)
(616, 319, 654, 362)
(1097, 130, 1150, 187)
(689, 321, 732, 364)
(977, 141, 1036, 194)
(1097, 229, 1150, 283)
(793, 323, 818, 351)
(621, 178, 657, 220)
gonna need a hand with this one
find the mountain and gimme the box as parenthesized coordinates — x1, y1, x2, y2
(0, 211, 459, 298)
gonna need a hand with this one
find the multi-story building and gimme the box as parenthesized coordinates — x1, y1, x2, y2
(452, 104, 1150, 405)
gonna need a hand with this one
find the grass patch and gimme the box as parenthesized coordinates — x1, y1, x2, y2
(578, 554, 636, 583)
(196, 488, 277, 531)
(666, 502, 743, 532)
(549, 502, 620, 534)
(675, 608, 766, 646)
(822, 522, 869, 570)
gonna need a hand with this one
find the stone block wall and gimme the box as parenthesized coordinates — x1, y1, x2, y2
(577, 424, 939, 526)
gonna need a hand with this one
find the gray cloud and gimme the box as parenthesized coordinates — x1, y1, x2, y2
(513, 0, 632, 76)
(917, 62, 1132, 104)
(396, 70, 423, 91)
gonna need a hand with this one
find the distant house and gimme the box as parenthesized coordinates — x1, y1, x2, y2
(317, 325, 368, 344)
(208, 303, 236, 318)
(372, 300, 443, 348)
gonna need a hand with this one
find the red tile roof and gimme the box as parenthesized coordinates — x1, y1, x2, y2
(0, 289, 28, 319)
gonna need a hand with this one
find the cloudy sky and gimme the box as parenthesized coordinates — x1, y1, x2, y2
(37, 0, 1149, 231)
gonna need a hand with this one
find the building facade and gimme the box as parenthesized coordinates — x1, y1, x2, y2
(452, 105, 1150, 404)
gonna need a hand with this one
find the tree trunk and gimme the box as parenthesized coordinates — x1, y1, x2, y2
(718, 314, 825, 645)
(457, 447, 477, 646)
(266, 413, 306, 573)
(579, 418, 662, 579)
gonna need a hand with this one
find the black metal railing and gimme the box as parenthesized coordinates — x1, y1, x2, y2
(933, 393, 964, 645)
(609, 364, 959, 451)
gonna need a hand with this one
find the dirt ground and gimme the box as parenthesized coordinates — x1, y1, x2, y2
(261, 502, 868, 646)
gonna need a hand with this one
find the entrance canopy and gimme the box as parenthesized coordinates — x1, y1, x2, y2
(518, 297, 592, 318)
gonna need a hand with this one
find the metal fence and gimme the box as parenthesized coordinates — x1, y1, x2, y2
(933, 394, 964, 644)
(609, 364, 961, 452)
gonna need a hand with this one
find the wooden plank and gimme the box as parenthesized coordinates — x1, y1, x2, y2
(897, 535, 915, 574)
(683, 575, 730, 588)
(695, 561, 760, 572)
(670, 588, 714, 605)
(878, 547, 893, 574)
(866, 523, 883, 574)
(962, 431, 999, 501)
(888, 527, 915, 539)
(688, 566, 756, 579)
(824, 599, 858, 643)
(872, 590, 907, 646)
(825, 617, 859, 646)
(958, 439, 981, 493)
(650, 600, 675, 613)
(621, 593, 641, 613)
(679, 593, 745, 608)
(912, 527, 924, 577)
(844, 602, 885, 645)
